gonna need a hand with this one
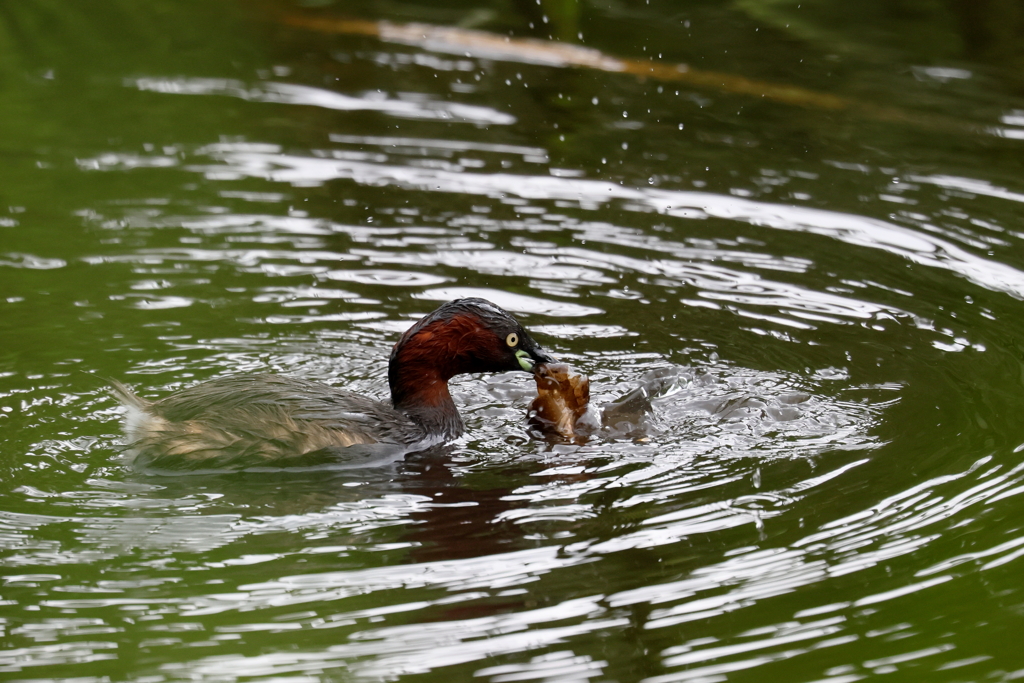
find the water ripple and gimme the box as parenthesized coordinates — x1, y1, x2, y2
(173, 147, 1024, 299)
(131, 78, 516, 125)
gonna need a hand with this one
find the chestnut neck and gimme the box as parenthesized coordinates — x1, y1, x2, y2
(388, 340, 465, 440)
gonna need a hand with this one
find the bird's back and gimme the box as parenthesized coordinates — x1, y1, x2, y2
(111, 375, 427, 470)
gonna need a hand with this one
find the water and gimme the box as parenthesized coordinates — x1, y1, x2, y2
(3, 0, 1024, 680)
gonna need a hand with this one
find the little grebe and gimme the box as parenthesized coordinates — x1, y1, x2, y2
(111, 298, 555, 469)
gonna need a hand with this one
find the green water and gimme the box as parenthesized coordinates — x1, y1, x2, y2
(3, 0, 1024, 680)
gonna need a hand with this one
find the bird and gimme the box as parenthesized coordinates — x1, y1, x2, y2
(109, 298, 556, 470)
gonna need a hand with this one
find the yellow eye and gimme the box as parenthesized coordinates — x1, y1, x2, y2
(506, 332, 519, 347)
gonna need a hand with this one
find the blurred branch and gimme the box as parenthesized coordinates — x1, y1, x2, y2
(280, 12, 986, 135)
(282, 14, 848, 110)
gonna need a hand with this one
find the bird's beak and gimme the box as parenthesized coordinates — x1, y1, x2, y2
(518, 346, 557, 373)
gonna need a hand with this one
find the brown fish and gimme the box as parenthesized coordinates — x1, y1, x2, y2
(529, 363, 590, 438)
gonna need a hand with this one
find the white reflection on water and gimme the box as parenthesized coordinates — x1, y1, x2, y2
(369, 248, 618, 285)
(910, 173, 1024, 205)
(476, 650, 607, 682)
(79, 204, 927, 334)
(321, 269, 449, 287)
(180, 145, 1024, 300)
(131, 78, 516, 125)
(329, 133, 546, 157)
(26, 447, 1008, 681)
(0, 641, 119, 674)
(531, 324, 637, 338)
(417, 287, 603, 317)
(0, 253, 67, 270)
(167, 601, 627, 681)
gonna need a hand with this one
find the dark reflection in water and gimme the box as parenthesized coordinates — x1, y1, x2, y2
(4, 0, 1024, 681)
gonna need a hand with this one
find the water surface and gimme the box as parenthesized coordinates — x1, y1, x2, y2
(3, 1, 1024, 680)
